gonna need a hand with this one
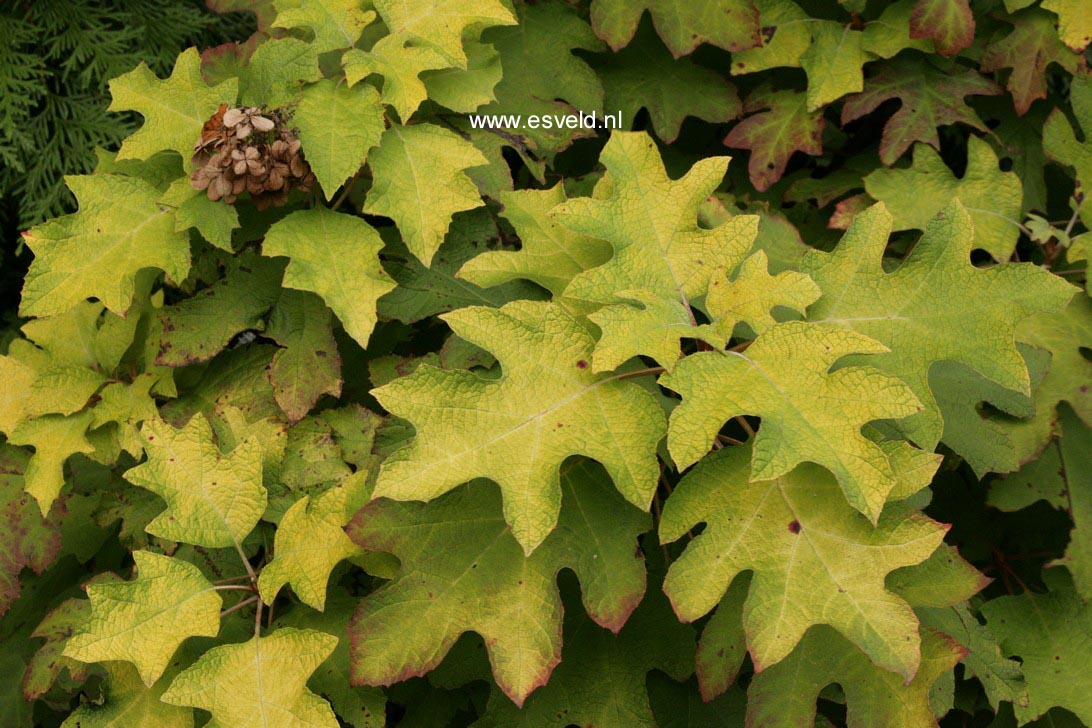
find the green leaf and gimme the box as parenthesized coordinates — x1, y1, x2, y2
(705, 249, 821, 338)
(272, 0, 376, 53)
(372, 301, 665, 553)
(108, 47, 238, 161)
(799, 22, 867, 111)
(239, 38, 322, 107)
(981, 8, 1080, 115)
(371, 0, 517, 66)
(295, 79, 385, 199)
(590, 0, 760, 56)
(63, 660, 194, 728)
(981, 568, 1092, 725)
(124, 415, 266, 548)
(723, 87, 824, 191)
(65, 551, 221, 685)
(10, 412, 95, 515)
(842, 56, 999, 166)
(363, 123, 487, 266)
(693, 575, 750, 701)
(420, 40, 502, 113)
(156, 254, 285, 367)
(161, 627, 339, 727)
(660, 445, 945, 677)
(91, 373, 162, 457)
(861, 0, 935, 59)
(553, 131, 756, 309)
(265, 290, 343, 422)
(661, 322, 923, 521)
(160, 177, 240, 252)
(863, 136, 1023, 260)
(1044, 71, 1092, 222)
(20, 175, 191, 318)
(745, 626, 964, 727)
(802, 201, 1076, 449)
(379, 209, 547, 324)
(599, 23, 741, 143)
(475, 0, 605, 155)
(476, 575, 695, 725)
(909, 0, 974, 56)
(263, 207, 396, 348)
(348, 460, 651, 705)
(258, 473, 367, 610)
(917, 605, 1028, 712)
(23, 598, 92, 700)
(457, 185, 611, 298)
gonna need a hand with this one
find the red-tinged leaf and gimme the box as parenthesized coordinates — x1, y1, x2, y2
(842, 55, 999, 165)
(981, 8, 1081, 115)
(910, 0, 975, 56)
(0, 446, 62, 617)
(723, 87, 823, 191)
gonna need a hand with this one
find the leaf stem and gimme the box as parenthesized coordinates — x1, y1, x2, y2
(614, 366, 666, 380)
(220, 595, 259, 619)
(213, 584, 256, 592)
(212, 575, 252, 585)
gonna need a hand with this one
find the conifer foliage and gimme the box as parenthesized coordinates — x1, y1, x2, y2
(1, 0, 1090, 726)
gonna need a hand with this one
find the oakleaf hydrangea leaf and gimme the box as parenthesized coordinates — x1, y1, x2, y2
(65, 661, 193, 728)
(723, 87, 823, 191)
(10, 411, 95, 515)
(349, 461, 650, 705)
(799, 22, 867, 111)
(599, 23, 741, 143)
(160, 177, 240, 252)
(477, 575, 694, 725)
(554, 131, 757, 309)
(156, 254, 285, 367)
(23, 598, 93, 700)
(863, 136, 1023, 260)
(258, 472, 367, 610)
(20, 175, 190, 318)
(705, 250, 820, 338)
(842, 56, 999, 166)
(981, 8, 1080, 115)
(660, 445, 946, 677)
(0, 356, 36, 435)
(363, 123, 487, 266)
(239, 38, 322, 108)
(999, 296, 1092, 463)
(263, 207, 396, 348)
(161, 627, 339, 728)
(1043, 0, 1092, 51)
(108, 47, 238, 161)
(730, 0, 810, 74)
(475, 1, 605, 155)
(910, 0, 975, 56)
(589, 290, 723, 373)
(124, 415, 266, 548)
(802, 201, 1076, 449)
(90, 373, 162, 457)
(457, 186, 611, 298)
(981, 568, 1092, 725)
(746, 626, 964, 727)
(272, 0, 376, 53)
(661, 322, 923, 521)
(590, 0, 761, 56)
(0, 447, 62, 616)
(862, 0, 935, 58)
(1044, 71, 1092, 223)
(265, 290, 343, 423)
(372, 300, 665, 553)
(295, 79, 385, 199)
(379, 208, 547, 324)
(372, 0, 516, 66)
(420, 39, 502, 113)
(65, 551, 221, 685)
(343, 37, 448, 121)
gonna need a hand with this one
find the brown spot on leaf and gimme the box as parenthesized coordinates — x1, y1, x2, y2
(788, 519, 801, 534)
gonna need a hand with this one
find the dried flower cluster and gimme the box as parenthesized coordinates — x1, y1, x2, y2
(190, 104, 314, 209)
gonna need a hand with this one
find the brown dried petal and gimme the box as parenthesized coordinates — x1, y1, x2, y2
(223, 108, 246, 128)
